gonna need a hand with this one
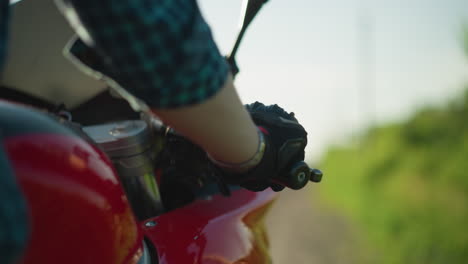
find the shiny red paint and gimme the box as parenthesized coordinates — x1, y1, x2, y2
(1, 100, 279, 264)
(143, 189, 278, 264)
(5, 134, 143, 264)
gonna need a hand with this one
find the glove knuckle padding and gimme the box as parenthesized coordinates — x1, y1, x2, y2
(246, 101, 307, 166)
(241, 102, 308, 192)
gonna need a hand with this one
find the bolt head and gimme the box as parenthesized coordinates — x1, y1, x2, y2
(297, 172, 307, 182)
(145, 221, 157, 227)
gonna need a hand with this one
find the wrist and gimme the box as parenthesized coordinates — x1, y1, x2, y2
(207, 127, 266, 173)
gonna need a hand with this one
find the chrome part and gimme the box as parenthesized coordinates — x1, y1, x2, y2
(145, 220, 157, 228)
(137, 240, 152, 264)
(84, 120, 164, 220)
(83, 120, 151, 157)
(140, 112, 167, 133)
(58, 110, 72, 121)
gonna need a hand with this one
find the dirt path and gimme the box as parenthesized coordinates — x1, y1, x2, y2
(265, 185, 360, 264)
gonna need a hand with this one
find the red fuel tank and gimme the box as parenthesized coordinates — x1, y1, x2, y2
(1, 101, 143, 264)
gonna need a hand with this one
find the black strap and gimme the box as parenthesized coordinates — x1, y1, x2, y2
(0, 85, 57, 111)
(0, 85, 140, 125)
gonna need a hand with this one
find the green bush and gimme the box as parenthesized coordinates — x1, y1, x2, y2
(319, 89, 468, 264)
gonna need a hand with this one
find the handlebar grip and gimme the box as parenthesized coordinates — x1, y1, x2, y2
(273, 161, 310, 190)
(272, 161, 324, 190)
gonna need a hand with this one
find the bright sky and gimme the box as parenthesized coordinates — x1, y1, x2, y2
(199, 0, 468, 161)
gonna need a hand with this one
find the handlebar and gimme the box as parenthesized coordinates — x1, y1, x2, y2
(272, 161, 323, 190)
(162, 128, 323, 192)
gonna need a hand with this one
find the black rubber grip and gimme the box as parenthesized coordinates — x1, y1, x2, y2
(272, 161, 323, 190)
(270, 161, 310, 190)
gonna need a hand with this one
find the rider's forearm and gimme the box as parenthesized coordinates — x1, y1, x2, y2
(152, 74, 259, 164)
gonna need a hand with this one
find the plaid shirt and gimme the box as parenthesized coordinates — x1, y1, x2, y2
(1, 0, 229, 108)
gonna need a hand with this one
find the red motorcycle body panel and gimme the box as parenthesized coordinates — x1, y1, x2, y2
(1, 100, 278, 264)
(5, 134, 143, 264)
(143, 189, 278, 264)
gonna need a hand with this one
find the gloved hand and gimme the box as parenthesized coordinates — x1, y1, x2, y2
(161, 102, 309, 194)
(219, 102, 308, 192)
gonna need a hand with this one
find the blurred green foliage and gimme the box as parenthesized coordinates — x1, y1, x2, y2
(320, 88, 468, 263)
(319, 31, 468, 264)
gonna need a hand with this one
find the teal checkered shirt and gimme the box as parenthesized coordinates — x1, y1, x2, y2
(1, 0, 229, 108)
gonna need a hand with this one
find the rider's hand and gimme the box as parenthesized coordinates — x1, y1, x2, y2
(217, 102, 308, 192)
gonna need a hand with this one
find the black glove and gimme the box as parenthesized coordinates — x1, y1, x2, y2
(160, 102, 309, 195)
(221, 102, 308, 192)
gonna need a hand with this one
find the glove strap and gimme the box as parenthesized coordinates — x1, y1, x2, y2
(207, 127, 266, 173)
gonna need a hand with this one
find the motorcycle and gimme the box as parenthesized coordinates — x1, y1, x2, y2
(1, 1, 322, 263)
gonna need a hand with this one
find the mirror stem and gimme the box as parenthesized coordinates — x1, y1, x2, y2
(226, 0, 269, 79)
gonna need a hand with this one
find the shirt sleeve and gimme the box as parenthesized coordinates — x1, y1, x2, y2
(58, 0, 229, 109)
(0, 139, 29, 264)
(0, 1, 10, 71)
